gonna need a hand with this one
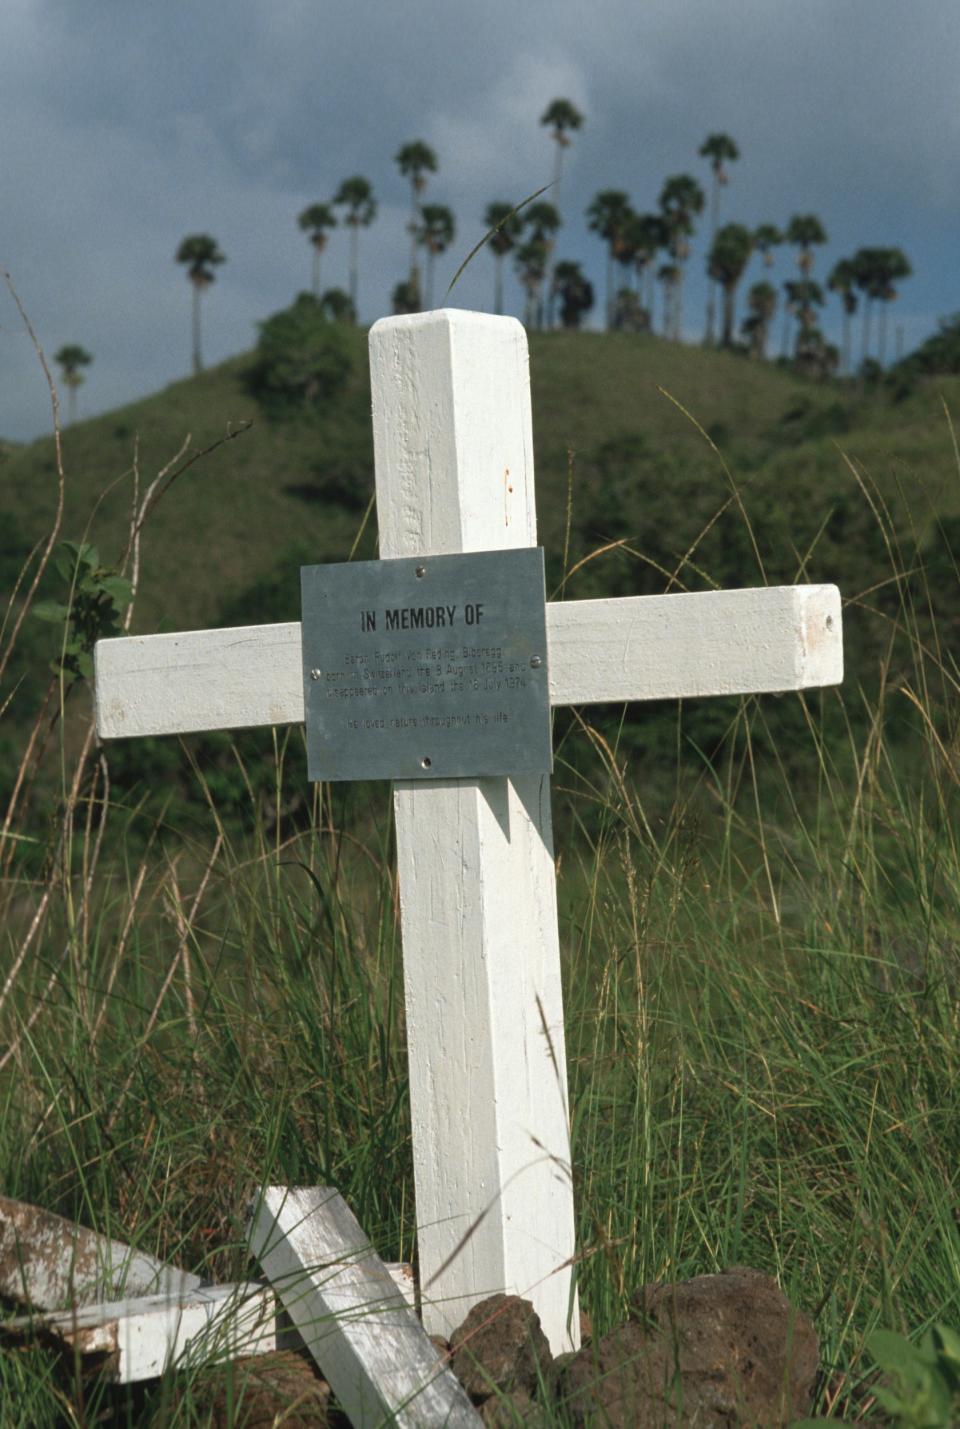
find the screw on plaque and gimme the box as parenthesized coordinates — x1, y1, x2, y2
(421, 755, 432, 769)
(529, 655, 542, 669)
(310, 669, 322, 680)
(415, 565, 427, 578)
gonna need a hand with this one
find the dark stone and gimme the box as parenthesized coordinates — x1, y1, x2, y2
(450, 1294, 553, 1401)
(188, 1349, 332, 1426)
(557, 1267, 818, 1427)
(479, 1388, 548, 1425)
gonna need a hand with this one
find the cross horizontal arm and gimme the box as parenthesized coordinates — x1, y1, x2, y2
(93, 583, 841, 740)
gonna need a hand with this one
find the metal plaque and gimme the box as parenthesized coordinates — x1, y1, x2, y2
(301, 547, 551, 782)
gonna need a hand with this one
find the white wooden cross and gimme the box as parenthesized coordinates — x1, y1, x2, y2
(94, 310, 842, 1356)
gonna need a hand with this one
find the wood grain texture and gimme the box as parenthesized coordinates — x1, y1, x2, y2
(249, 1186, 480, 1428)
(370, 310, 579, 1353)
(94, 586, 842, 739)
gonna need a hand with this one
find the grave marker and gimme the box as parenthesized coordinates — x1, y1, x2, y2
(94, 310, 843, 1353)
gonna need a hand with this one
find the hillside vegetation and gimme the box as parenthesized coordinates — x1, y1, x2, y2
(2, 329, 960, 1422)
(4, 327, 960, 632)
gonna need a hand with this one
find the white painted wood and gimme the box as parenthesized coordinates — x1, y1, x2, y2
(0, 1195, 202, 1310)
(248, 1186, 480, 1427)
(546, 582, 843, 705)
(93, 585, 842, 739)
(369, 310, 579, 1352)
(94, 621, 302, 739)
(5, 1282, 277, 1384)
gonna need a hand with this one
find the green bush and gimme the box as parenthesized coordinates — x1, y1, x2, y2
(249, 292, 353, 420)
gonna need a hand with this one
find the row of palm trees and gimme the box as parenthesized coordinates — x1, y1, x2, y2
(170, 104, 912, 380)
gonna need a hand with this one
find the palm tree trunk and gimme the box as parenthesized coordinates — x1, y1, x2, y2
(862, 300, 873, 366)
(606, 248, 614, 330)
(544, 239, 556, 329)
(409, 186, 420, 285)
(312, 247, 321, 299)
(722, 284, 735, 346)
(349, 224, 359, 311)
(426, 250, 435, 309)
(878, 302, 888, 366)
(674, 266, 685, 341)
(494, 256, 504, 316)
(705, 175, 720, 344)
(524, 282, 536, 330)
(841, 310, 851, 375)
(548, 147, 564, 327)
(191, 282, 202, 375)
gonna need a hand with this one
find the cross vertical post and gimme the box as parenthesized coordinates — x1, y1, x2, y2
(369, 311, 579, 1351)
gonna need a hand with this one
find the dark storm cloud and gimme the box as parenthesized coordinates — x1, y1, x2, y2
(1, 0, 957, 440)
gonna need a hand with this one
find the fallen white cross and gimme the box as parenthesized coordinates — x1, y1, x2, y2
(0, 1193, 415, 1388)
(3, 1282, 276, 1385)
(249, 1185, 480, 1427)
(0, 1195, 201, 1311)
(94, 309, 843, 1352)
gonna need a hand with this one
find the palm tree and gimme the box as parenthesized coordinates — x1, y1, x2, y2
(699, 133, 740, 342)
(540, 99, 584, 196)
(484, 201, 523, 315)
(551, 261, 594, 329)
(333, 176, 377, 314)
(514, 237, 549, 330)
(827, 259, 858, 374)
(785, 278, 825, 357)
(540, 99, 583, 316)
(630, 213, 666, 318)
(586, 190, 633, 329)
(657, 263, 680, 337)
(659, 175, 705, 340)
(524, 201, 562, 327)
(870, 247, 912, 365)
(54, 344, 92, 424)
(786, 214, 828, 275)
(320, 288, 356, 323)
(419, 203, 455, 308)
(394, 141, 437, 291)
(175, 234, 225, 375)
(298, 203, 337, 298)
(706, 223, 754, 346)
(392, 279, 421, 315)
(850, 249, 881, 365)
(741, 282, 777, 358)
(754, 224, 783, 269)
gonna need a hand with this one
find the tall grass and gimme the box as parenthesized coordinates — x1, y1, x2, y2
(1, 348, 959, 1422)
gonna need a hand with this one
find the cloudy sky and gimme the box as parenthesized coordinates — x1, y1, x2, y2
(1, 0, 956, 442)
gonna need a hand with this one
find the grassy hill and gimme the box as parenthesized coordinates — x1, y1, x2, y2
(4, 325, 959, 643)
(3, 329, 960, 1423)
(3, 320, 959, 833)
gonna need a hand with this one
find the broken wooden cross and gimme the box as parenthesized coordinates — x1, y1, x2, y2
(94, 309, 843, 1353)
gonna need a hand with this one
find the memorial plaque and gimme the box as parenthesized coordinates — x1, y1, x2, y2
(300, 548, 551, 782)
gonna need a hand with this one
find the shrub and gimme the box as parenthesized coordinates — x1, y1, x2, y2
(249, 293, 353, 420)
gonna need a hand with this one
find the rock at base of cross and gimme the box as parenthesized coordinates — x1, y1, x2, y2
(432, 1268, 819, 1426)
(556, 1266, 819, 1427)
(182, 1349, 332, 1427)
(450, 1293, 553, 1402)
